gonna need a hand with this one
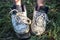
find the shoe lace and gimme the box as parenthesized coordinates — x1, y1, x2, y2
(35, 12, 50, 27)
(9, 9, 31, 25)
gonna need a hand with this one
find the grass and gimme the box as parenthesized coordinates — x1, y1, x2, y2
(0, 0, 60, 40)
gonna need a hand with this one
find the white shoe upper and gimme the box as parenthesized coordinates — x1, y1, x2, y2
(31, 9, 49, 35)
(10, 6, 31, 34)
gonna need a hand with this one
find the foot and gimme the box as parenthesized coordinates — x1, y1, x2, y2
(10, 5, 31, 39)
(31, 5, 49, 36)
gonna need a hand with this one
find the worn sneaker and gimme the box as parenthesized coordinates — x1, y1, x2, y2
(31, 6, 49, 35)
(9, 5, 31, 39)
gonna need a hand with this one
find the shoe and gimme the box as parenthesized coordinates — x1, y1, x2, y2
(9, 5, 31, 39)
(31, 6, 49, 36)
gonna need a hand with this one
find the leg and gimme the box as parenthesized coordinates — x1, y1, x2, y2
(36, 0, 49, 13)
(12, 0, 24, 12)
(36, 0, 45, 11)
(13, 0, 21, 6)
(37, 0, 45, 7)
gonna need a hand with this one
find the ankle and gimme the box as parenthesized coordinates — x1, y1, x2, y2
(37, 0, 45, 7)
(38, 4, 45, 7)
(15, 0, 21, 6)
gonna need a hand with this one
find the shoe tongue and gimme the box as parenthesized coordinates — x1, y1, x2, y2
(37, 6, 46, 13)
(11, 4, 24, 12)
(16, 5, 24, 12)
(35, 5, 49, 14)
(11, 5, 16, 9)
